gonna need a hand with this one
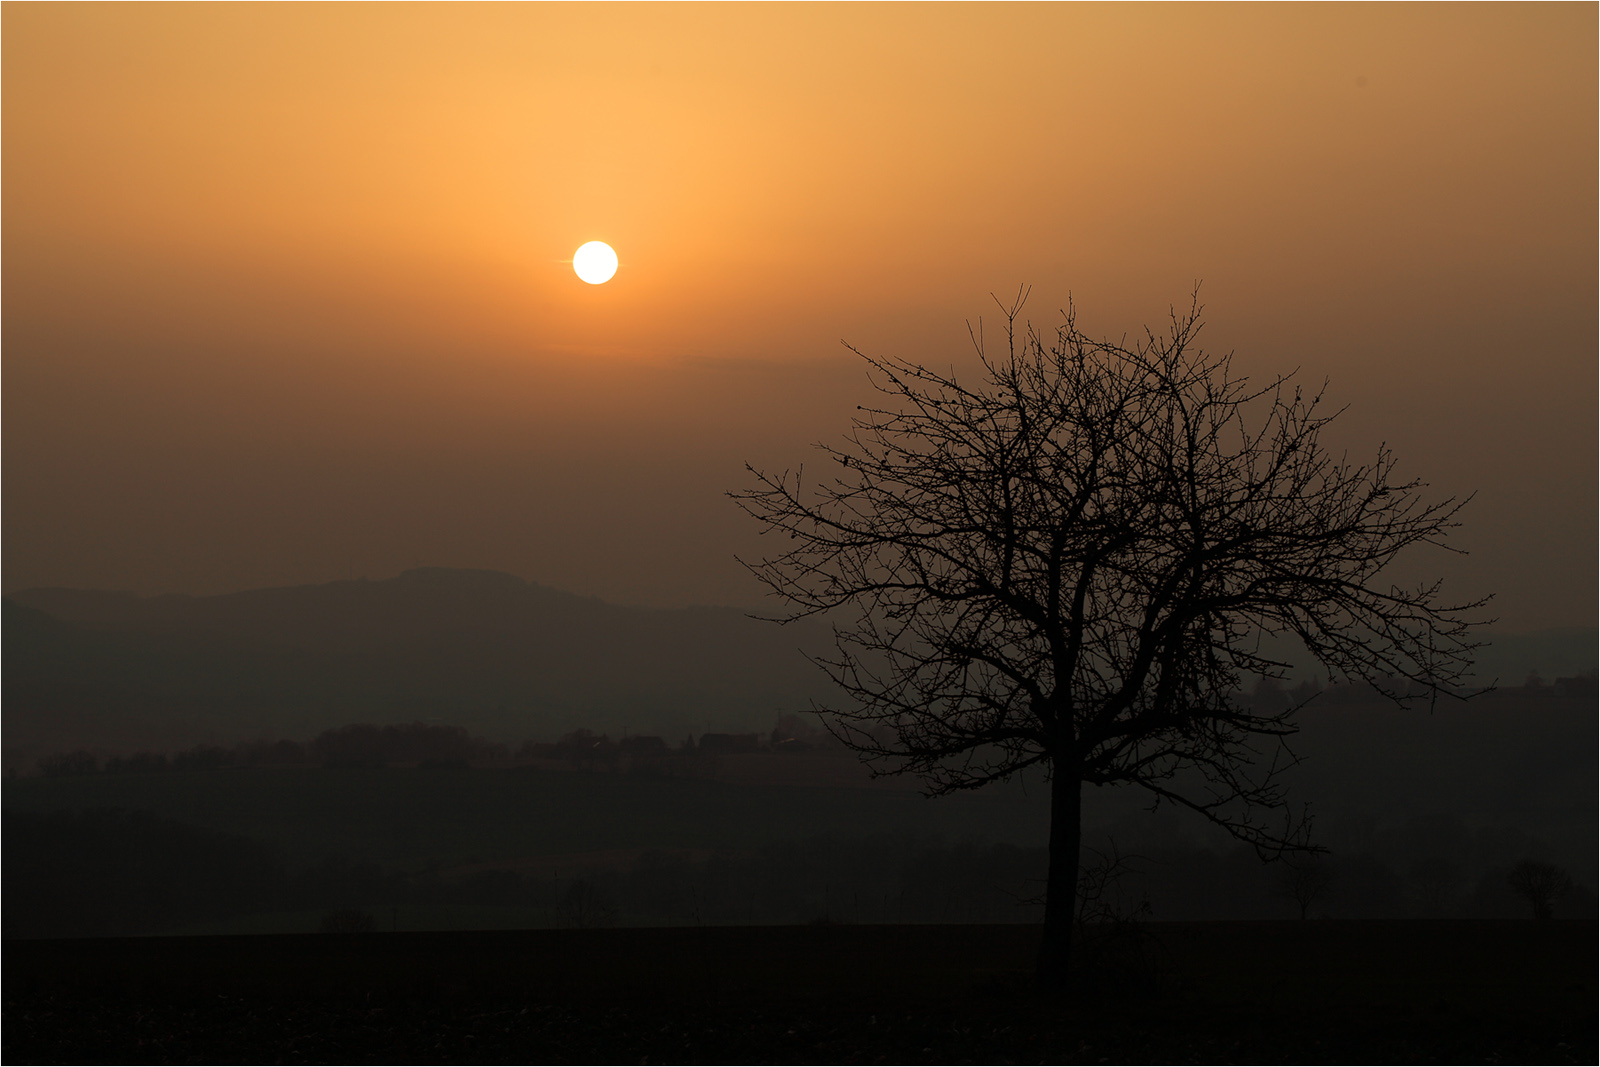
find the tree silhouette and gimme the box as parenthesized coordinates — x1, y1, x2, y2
(735, 290, 1488, 983)
(1275, 855, 1336, 920)
(1506, 859, 1572, 920)
(560, 879, 618, 929)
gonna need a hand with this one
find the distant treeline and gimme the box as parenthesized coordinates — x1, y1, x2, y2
(6, 806, 1593, 940)
(38, 723, 503, 777)
(31, 673, 1597, 780)
(2, 806, 1060, 938)
(32, 714, 842, 778)
(1246, 672, 1596, 704)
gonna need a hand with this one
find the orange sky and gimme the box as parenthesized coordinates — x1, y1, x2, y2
(5, 4, 1595, 629)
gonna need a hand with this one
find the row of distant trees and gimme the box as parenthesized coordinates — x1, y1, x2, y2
(516, 714, 843, 770)
(27, 673, 1594, 779)
(31, 715, 844, 778)
(1270, 853, 1584, 923)
(38, 723, 504, 777)
(5, 805, 1586, 940)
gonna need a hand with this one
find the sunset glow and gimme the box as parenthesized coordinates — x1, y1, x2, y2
(2, 4, 1594, 628)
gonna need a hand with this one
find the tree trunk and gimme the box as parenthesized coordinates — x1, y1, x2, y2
(1037, 768, 1083, 986)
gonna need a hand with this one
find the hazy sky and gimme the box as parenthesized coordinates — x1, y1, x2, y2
(5, 4, 1595, 630)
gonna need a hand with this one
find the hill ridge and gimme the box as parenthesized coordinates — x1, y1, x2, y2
(4, 569, 834, 768)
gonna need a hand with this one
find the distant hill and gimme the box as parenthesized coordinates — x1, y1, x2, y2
(6, 567, 1593, 773)
(4, 568, 840, 768)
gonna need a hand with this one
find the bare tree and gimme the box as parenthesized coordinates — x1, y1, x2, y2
(733, 290, 1488, 983)
(1275, 855, 1337, 920)
(1506, 859, 1572, 920)
(559, 879, 619, 929)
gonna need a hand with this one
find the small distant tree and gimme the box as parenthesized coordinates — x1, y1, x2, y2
(560, 879, 618, 928)
(318, 909, 376, 934)
(735, 290, 1488, 983)
(1275, 856, 1337, 920)
(1506, 859, 1572, 920)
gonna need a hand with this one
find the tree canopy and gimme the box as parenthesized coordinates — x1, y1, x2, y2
(735, 290, 1489, 980)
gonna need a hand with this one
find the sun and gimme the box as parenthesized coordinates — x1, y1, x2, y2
(572, 241, 618, 285)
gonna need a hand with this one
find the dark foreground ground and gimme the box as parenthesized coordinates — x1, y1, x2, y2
(5, 921, 1595, 1065)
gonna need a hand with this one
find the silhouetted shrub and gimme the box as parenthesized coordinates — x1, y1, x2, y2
(560, 880, 618, 928)
(318, 909, 376, 934)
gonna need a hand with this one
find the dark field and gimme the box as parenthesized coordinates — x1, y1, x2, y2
(7, 718, 1596, 940)
(2, 755, 1044, 875)
(6, 920, 1594, 1064)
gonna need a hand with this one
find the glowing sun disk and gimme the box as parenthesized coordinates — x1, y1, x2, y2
(573, 241, 618, 284)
